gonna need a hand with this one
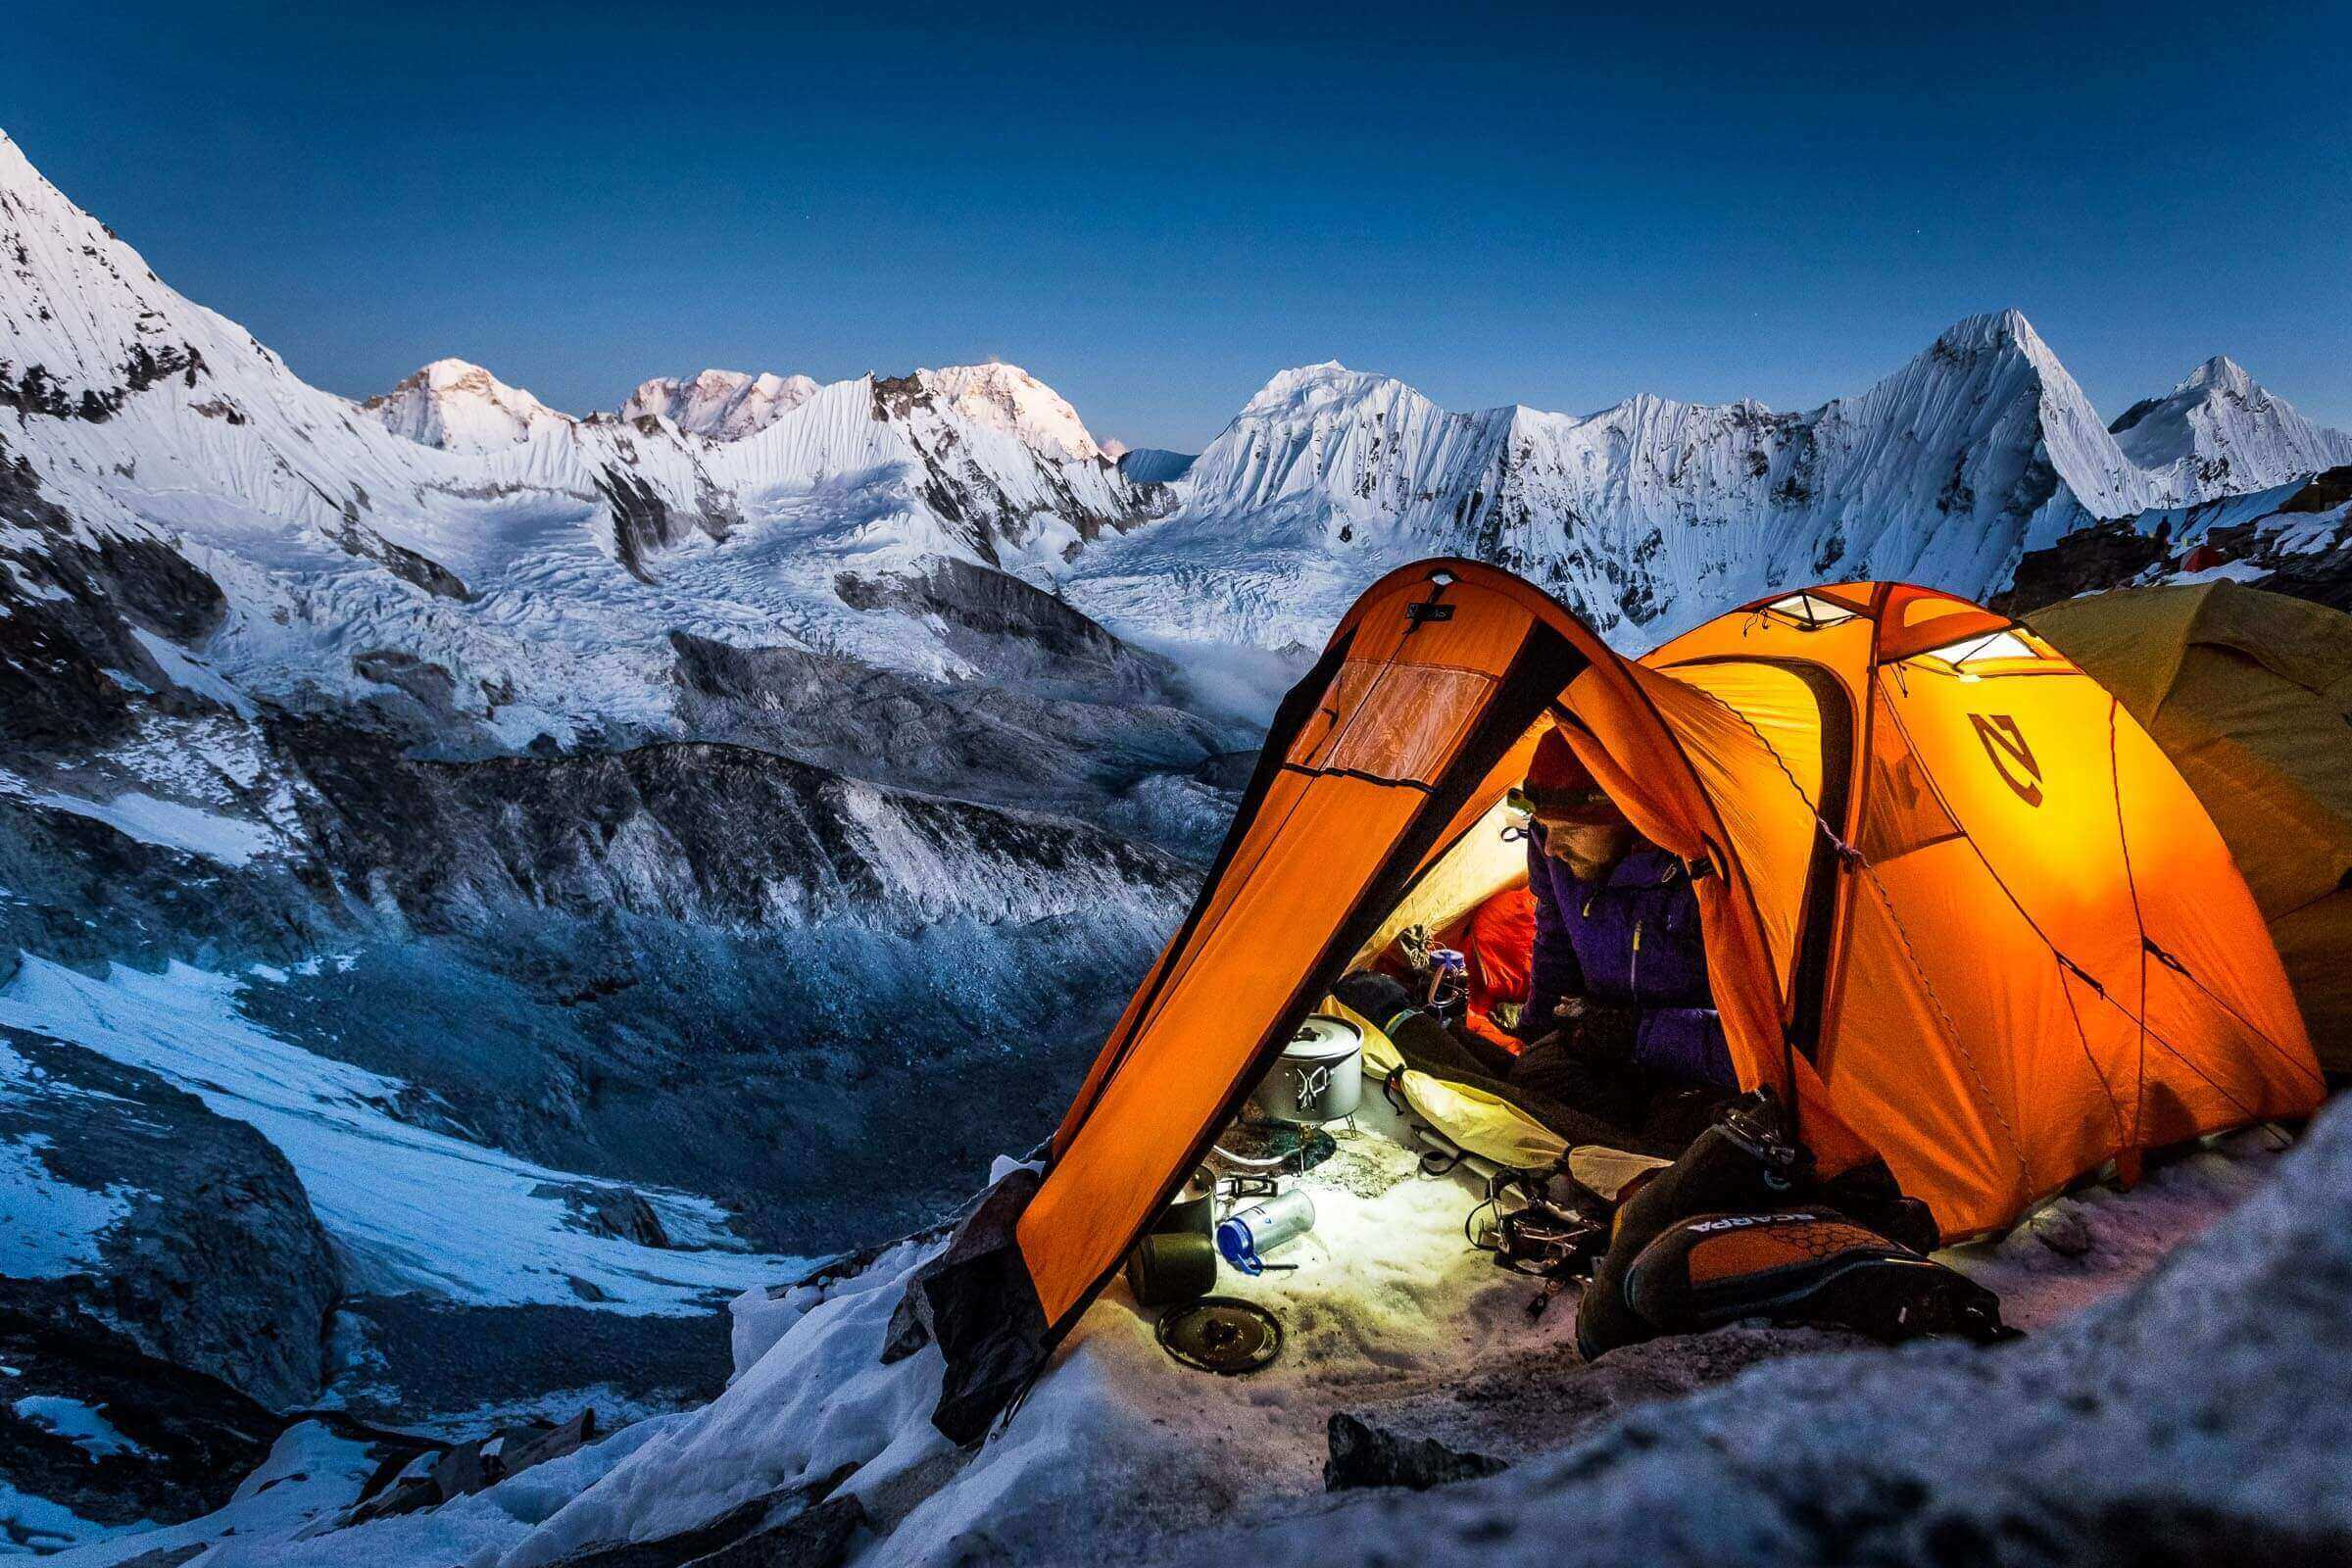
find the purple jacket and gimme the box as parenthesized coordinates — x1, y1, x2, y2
(1527, 833, 1733, 1088)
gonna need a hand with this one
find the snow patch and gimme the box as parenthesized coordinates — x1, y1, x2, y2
(0, 1476, 150, 1557)
(13, 1396, 145, 1459)
(0, 1131, 133, 1278)
(126, 626, 257, 718)
(0, 774, 277, 865)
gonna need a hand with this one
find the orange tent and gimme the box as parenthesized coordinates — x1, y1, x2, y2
(921, 561, 2322, 1439)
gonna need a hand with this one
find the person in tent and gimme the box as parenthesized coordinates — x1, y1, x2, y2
(1346, 726, 1736, 1154)
(1524, 728, 1731, 1062)
(1513, 724, 1735, 1117)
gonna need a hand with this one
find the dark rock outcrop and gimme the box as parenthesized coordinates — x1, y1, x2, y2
(544, 1485, 865, 1568)
(668, 632, 1222, 811)
(0, 1028, 341, 1407)
(1324, 1412, 1508, 1491)
(336, 1405, 603, 1528)
(331, 1298, 731, 1427)
(831, 558, 1161, 687)
(282, 733, 1186, 936)
(0, 439, 230, 753)
(531, 1183, 670, 1248)
(1192, 749, 1257, 790)
(1993, 515, 2173, 615)
(0, 1303, 284, 1544)
(1997, 466, 2352, 617)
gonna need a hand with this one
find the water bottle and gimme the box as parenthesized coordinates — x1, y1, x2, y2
(1215, 1190, 1316, 1275)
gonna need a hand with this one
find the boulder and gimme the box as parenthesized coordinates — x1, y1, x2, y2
(532, 1183, 670, 1248)
(0, 1028, 341, 1408)
(1324, 1412, 1508, 1491)
(544, 1478, 864, 1568)
(0, 1303, 284, 1539)
(503, 1407, 598, 1477)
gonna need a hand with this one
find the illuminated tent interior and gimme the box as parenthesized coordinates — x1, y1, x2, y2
(923, 562, 2324, 1439)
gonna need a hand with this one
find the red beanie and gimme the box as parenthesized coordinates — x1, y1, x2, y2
(1525, 728, 1589, 794)
(1523, 729, 1619, 821)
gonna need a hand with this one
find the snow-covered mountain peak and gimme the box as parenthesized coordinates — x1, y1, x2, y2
(2107, 352, 2352, 494)
(0, 124, 251, 419)
(2182, 354, 2255, 395)
(361, 357, 571, 451)
(912, 361, 1105, 462)
(620, 368, 820, 441)
(1062, 304, 2338, 652)
(1849, 308, 2157, 521)
(1934, 307, 2059, 366)
(1240, 362, 1418, 416)
(0, 125, 39, 187)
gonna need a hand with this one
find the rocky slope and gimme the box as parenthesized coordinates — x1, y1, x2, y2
(1997, 466, 2352, 615)
(0, 124, 1234, 1535)
(0, 1027, 338, 1404)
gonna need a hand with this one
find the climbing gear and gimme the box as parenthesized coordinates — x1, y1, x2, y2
(1620, 1207, 2015, 1346)
(1575, 1091, 2002, 1359)
(1467, 1166, 1611, 1302)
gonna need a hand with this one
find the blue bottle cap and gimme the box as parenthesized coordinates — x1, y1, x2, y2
(1215, 1216, 1263, 1275)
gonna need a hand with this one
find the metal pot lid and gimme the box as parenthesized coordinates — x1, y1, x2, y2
(1155, 1298, 1283, 1374)
(1282, 1013, 1362, 1063)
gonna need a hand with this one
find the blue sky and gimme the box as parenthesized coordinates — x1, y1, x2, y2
(7, 1, 2346, 450)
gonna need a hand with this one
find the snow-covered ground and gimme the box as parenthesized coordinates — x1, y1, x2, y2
(0, 1479, 153, 1560)
(62, 1082, 2314, 1568)
(0, 956, 800, 1310)
(1183, 1102, 2352, 1568)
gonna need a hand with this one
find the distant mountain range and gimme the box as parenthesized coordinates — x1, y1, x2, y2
(8, 123, 2347, 715)
(1059, 321, 2352, 648)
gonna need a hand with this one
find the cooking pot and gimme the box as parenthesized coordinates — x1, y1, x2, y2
(1249, 1014, 1363, 1124)
(1162, 1166, 1216, 1236)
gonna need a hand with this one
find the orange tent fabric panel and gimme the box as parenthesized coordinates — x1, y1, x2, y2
(1020, 564, 1598, 1324)
(1643, 659, 1832, 1006)
(1810, 642, 2322, 1236)
(1018, 770, 1429, 1321)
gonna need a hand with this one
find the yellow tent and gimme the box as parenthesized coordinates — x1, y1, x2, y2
(2029, 581, 2352, 1072)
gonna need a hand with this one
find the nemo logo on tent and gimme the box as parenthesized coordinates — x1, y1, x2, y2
(1970, 713, 2043, 806)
